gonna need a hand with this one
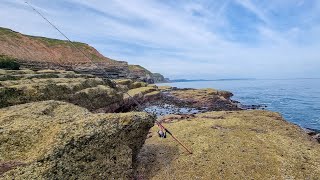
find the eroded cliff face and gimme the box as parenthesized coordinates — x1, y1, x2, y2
(128, 65, 169, 83)
(0, 27, 129, 78)
(0, 27, 167, 81)
(0, 101, 155, 179)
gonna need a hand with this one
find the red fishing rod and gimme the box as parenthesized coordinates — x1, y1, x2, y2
(156, 121, 193, 154)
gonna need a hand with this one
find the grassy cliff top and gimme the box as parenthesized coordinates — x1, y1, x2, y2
(0, 27, 87, 47)
(128, 65, 153, 75)
(0, 27, 120, 64)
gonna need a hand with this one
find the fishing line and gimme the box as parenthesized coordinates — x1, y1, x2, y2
(24, 0, 192, 154)
(24, 1, 144, 109)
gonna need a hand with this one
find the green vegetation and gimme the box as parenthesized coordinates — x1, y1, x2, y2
(126, 86, 158, 98)
(26, 74, 60, 79)
(144, 91, 160, 97)
(129, 65, 152, 74)
(115, 79, 147, 89)
(0, 27, 19, 38)
(0, 27, 85, 48)
(115, 79, 133, 86)
(0, 75, 20, 81)
(28, 35, 87, 48)
(157, 85, 172, 91)
(0, 55, 20, 70)
(91, 53, 104, 62)
(171, 88, 233, 100)
(131, 81, 148, 89)
(0, 69, 34, 75)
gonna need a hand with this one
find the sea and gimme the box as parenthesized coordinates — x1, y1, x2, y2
(158, 79, 320, 130)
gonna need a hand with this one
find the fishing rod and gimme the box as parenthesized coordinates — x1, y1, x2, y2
(156, 121, 193, 154)
(24, 1, 192, 154)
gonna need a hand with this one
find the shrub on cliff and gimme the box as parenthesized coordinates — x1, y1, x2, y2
(0, 55, 20, 70)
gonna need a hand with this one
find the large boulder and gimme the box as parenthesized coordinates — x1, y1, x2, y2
(165, 88, 240, 111)
(136, 110, 320, 179)
(0, 101, 155, 179)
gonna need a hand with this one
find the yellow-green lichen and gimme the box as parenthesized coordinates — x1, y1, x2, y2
(0, 101, 155, 179)
(136, 111, 320, 179)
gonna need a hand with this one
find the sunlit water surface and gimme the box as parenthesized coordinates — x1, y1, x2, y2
(158, 79, 320, 130)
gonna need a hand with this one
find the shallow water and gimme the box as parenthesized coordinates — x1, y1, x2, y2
(144, 104, 202, 117)
(158, 79, 320, 130)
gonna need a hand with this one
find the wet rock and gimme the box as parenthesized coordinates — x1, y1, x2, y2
(305, 128, 320, 143)
(313, 134, 320, 143)
(240, 104, 268, 110)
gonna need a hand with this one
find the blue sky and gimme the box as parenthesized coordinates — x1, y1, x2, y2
(0, 0, 320, 79)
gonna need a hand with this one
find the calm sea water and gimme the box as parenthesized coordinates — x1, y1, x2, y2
(159, 79, 320, 130)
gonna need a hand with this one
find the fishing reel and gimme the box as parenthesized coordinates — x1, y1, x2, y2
(158, 130, 167, 138)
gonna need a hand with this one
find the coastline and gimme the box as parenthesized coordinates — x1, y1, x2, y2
(1, 68, 320, 179)
(157, 79, 320, 132)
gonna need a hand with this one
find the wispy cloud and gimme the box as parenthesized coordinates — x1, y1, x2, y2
(0, 0, 320, 79)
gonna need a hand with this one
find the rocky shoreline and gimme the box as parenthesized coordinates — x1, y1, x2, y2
(1, 26, 319, 179)
(1, 69, 320, 179)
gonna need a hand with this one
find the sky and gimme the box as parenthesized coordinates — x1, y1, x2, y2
(0, 0, 320, 79)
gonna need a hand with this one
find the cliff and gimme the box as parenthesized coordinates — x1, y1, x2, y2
(128, 65, 169, 83)
(0, 27, 167, 82)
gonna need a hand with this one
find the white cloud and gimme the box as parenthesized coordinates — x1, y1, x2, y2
(0, 0, 319, 79)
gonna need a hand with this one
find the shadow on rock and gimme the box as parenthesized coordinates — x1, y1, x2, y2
(134, 144, 179, 179)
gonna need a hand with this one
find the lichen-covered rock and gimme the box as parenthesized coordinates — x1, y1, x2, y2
(0, 101, 155, 179)
(157, 85, 172, 91)
(115, 79, 148, 90)
(117, 86, 161, 112)
(0, 71, 95, 81)
(131, 81, 148, 89)
(0, 69, 35, 75)
(0, 69, 164, 113)
(169, 88, 239, 111)
(72, 85, 122, 112)
(0, 70, 123, 111)
(136, 110, 320, 179)
(125, 87, 158, 99)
